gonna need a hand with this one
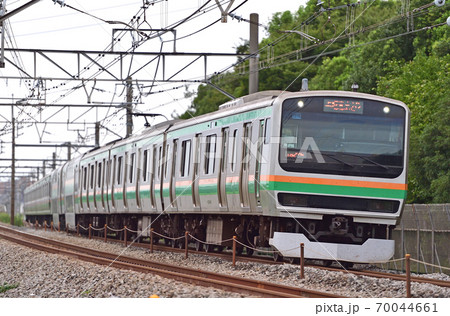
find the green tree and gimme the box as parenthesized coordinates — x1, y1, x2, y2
(178, 0, 450, 203)
(378, 52, 449, 203)
(310, 56, 351, 90)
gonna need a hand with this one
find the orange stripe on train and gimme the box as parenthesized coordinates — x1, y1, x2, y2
(259, 175, 407, 190)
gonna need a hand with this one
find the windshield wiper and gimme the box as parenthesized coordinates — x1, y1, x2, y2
(319, 152, 354, 168)
(338, 153, 389, 170)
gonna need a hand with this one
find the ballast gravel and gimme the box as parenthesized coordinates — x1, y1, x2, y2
(1, 226, 449, 298)
(0, 237, 248, 298)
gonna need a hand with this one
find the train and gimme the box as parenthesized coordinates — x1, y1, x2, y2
(24, 89, 410, 265)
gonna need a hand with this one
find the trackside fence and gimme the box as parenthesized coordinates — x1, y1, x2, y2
(25, 203, 450, 276)
(386, 204, 450, 275)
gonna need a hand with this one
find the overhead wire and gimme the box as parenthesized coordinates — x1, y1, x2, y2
(2, 0, 446, 159)
(207, 1, 442, 87)
(4, 0, 229, 132)
(50, 0, 217, 108)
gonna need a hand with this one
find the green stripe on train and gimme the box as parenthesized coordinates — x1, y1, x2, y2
(168, 107, 273, 138)
(86, 179, 406, 203)
(261, 181, 407, 199)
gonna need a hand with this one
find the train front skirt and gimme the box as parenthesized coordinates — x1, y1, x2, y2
(269, 232, 395, 263)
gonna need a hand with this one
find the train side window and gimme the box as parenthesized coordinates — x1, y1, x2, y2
(205, 134, 217, 175)
(97, 162, 102, 188)
(264, 118, 271, 144)
(164, 144, 170, 179)
(117, 156, 123, 185)
(109, 156, 117, 187)
(143, 149, 148, 182)
(151, 146, 156, 208)
(231, 129, 238, 172)
(242, 123, 252, 171)
(157, 146, 163, 179)
(83, 166, 87, 190)
(90, 164, 95, 189)
(256, 120, 265, 202)
(221, 128, 229, 173)
(74, 166, 79, 192)
(180, 140, 191, 177)
(108, 156, 116, 187)
(129, 153, 135, 183)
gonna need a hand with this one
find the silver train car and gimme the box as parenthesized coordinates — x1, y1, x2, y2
(24, 90, 410, 264)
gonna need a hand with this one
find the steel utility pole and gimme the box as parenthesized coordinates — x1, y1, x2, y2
(95, 122, 100, 148)
(126, 76, 133, 138)
(249, 13, 259, 94)
(10, 104, 15, 225)
(0, 0, 5, 68)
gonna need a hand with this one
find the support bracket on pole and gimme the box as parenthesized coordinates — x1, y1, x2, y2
(82, 78, 97, 103)
(215, 0, 234, 23)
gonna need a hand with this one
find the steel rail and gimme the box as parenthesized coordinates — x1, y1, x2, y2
(0, 225, 341, 298)
(4, 224, 449, 289)
(88, 234, 450, 289)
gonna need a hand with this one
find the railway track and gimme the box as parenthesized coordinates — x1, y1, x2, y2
(3, 223, 449, 291)
(85, 230, 450, 289)
(322, 266, 450, 288)
(0, 224, 341, 298)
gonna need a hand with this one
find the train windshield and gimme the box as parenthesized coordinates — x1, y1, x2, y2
(279, 96, 406, 178)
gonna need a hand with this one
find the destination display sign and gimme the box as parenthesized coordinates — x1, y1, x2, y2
(323, 99, 364, 114)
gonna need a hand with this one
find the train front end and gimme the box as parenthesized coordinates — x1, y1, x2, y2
(265, 91, 410, 263)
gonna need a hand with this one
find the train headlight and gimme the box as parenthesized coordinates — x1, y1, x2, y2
(278, 193, 308, 207)
(383, 106, 390, 114)
(367, 200, 396, 212)
(297, 100, 305, 109)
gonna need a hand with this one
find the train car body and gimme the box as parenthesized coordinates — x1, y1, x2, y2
(23, 174, 52, 224)
(24, 90, 410, 263)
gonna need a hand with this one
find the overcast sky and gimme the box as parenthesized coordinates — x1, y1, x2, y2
(0, 0, 307, 177)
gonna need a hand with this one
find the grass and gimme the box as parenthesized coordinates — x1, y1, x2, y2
(0, 283, 19, 294)
(80, 289, 92, 297)
(0, 213, 24, 226)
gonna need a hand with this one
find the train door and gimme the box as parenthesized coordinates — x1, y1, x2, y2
(112, 154, 126, 213)
(169, 139, 178, 211)
(86, 163, 92, 212)
(199, 132, 220, 211)
(192, 133, 201, 211)
(139, 147, 152, 213)
(254, 119, 266, 208)
(150, 145, 157, 212)
(154, 145, 164, 212)
(50, 170, 59, 225)
(161, 139, 177, 212)
(247, 119, 266, 213)
(80, 165, 87, 212)
(176, 138, 193, 212)
(91, 162, 98, 212)
(135, 149, 142, 211)
(64, 161, 74, 214)
(122, 153, 129, 211)
(65, 159, 77, 228)
(105, 158, 110, 212)
(100, 159, 108, 212)
(59, 166, 66, 216)
(218, 127, 229, 211)
(239, 122, 252, 211)
(109, 156, 117, 213)
(95, 159, 105, 213)
(225, 128, 240, 211)
(74, 164, 80, 214)
(126, 150, 138, 212)
(130, 148, 141, 213)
